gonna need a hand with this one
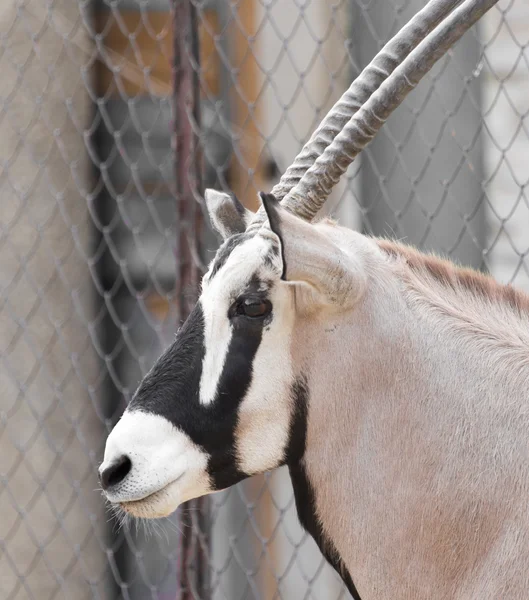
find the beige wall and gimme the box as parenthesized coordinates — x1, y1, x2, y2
(0, 2, 106, 598)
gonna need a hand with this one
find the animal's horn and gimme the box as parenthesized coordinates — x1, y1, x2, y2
(279, 0, 498, 222)
(247, 0, 464, 230)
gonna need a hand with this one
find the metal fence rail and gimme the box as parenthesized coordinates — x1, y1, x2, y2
(0, 0, 527, 599)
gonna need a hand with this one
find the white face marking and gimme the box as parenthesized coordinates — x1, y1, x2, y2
(235, 281, 295, 474)
(100, 411, 211, 518)
(100, 228, 298, 519)
(199, 234, 280, 405)
(198, 294, 232, 405)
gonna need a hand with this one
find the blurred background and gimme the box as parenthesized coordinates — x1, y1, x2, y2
(0, 0, 527, 598)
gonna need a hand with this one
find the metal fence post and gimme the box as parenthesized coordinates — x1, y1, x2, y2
(173, 1, 209, 597)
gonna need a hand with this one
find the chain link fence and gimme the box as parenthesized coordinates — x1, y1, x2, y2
(1, 0, 527, 599)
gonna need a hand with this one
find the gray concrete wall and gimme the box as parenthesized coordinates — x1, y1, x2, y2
(0, 2, 107, 598)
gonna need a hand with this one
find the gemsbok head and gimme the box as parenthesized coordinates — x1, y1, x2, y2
(99, 188, 368, 516)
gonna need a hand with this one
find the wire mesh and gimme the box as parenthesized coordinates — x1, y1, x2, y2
(0, 0, 527, 599)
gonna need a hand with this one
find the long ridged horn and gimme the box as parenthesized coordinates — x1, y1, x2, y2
(247, 0, 492, 228)
(277, 0, 497, 222)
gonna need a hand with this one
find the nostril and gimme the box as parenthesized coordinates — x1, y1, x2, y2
(100, 455, 132, 491)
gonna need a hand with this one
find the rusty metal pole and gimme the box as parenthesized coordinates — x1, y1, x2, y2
(173, 0, 209, 598)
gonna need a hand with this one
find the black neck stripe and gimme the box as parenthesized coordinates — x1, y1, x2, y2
(287, 377, 362, 600)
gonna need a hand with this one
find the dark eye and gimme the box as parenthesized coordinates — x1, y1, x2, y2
(236, 298, 271, 319)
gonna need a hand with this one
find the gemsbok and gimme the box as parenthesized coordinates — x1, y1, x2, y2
(100, 188, 529, 599)
(99, 0, 526, 594)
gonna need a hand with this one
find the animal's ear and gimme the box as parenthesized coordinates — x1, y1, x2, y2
(260, 192, 366, 310)
(204, 189, 254, 240)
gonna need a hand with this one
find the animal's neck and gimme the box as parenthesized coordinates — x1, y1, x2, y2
(292, 261, 529, 599)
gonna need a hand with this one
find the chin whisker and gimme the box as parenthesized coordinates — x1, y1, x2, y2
(161, 514, 184, 538)
(104, 502, 131, 534)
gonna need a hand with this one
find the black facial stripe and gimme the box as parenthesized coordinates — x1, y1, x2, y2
(287, 378, 362, 600)
(129, 279, 270, 492)
(129, 302, 249, 489)
(206, 299, 264, 489)
(208, 232, 253, 280)
(129, 303, 205, 418)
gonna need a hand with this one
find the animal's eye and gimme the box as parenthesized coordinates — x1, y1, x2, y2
(236, 298, 271, 319)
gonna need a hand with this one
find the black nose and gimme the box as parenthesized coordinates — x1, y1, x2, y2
(100, 455, 132, 491)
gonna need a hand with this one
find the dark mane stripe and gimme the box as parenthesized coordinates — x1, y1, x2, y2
(377, 239, 529, 314)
